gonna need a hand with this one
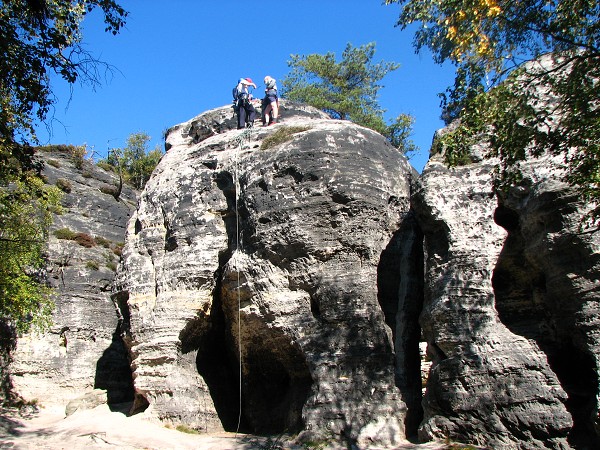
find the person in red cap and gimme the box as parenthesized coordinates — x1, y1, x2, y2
(232, 77, 257, 129)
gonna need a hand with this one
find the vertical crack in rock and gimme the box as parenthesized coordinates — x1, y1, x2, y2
(154, 167, 247, 432)
(215, 169, 256, 253)
(110, 290, 149, 415)
(377, 211, 424, 439)
(493, 198, 600, 449)
(215, 170, 239, 250)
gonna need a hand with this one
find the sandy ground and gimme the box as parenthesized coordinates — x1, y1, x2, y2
(0, 405, 452, 450)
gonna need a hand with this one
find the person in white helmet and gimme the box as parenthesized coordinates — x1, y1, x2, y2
(261, 75, 279, 126)
(232, 77, 257, 129)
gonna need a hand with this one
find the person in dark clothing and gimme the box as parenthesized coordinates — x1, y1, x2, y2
(233, 77, 257, 129)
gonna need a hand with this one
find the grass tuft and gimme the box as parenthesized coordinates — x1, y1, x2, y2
(175, 424, 199, 434)
(260, 125, 311, 150)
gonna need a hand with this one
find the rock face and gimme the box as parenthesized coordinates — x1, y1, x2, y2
(413, 153, 571, 448)
(412, 136, 600, 447)
(9, 149, 138, 407)
(409, 54, 600, 449)
(493, 156, 600, 449)
(114, 101, 416, 446)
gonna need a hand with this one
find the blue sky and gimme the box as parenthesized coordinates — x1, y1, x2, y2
(37, 0, 456, 173)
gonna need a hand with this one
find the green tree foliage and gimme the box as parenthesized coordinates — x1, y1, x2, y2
(101, 132, 163, 190)
(0, 0, 127, 332)
(1, 0, 127, 146)
(387, 0, 598, 72)
(281, 42, 416, 154)
(0, 168, 62, 333)
(387, 0, 600, 219)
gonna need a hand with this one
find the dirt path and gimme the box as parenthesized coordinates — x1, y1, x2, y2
(0, 405, 450, 450)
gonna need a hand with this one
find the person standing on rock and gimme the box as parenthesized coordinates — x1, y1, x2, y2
(233, 77, 257, 129)
(261, 75, 279, 126)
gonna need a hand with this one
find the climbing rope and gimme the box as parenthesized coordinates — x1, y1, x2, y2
(230, 127, 255, 435)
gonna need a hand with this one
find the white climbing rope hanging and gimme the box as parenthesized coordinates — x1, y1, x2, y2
(230, 127, 255, 435)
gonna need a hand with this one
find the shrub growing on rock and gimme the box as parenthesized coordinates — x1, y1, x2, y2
(55, 178, 72, 193)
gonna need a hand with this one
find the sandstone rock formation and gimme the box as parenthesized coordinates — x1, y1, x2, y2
(6, 85, 600, 450)
(114, 101, 416, 447)
(493, 155, 600, 449)
(411, 125, 600, 449)
(413, 152, 572, 449)
(9, 149, 138, 408)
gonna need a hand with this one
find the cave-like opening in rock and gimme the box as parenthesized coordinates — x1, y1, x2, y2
(546, 343, 599, 448)
(241, 336, 313, 435)
(213, 166, 313, 435)
(96, 292, 141, 415)
(94, 327, 136, 409)
(192, 309, 247, 432)
(179, 258, 249, 432)
(493, 206, 600, 449)
(188, 292, 313, 435)
(377, 212, 424, 440)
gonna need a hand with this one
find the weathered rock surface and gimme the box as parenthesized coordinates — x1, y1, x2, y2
(409, 54, 600, 449)
(493, 155, 600, 449)
(9, 149, 138, 407)
(6, 73, 599, 450)
(114, 101, 416, 447)
(412, 123, 600, 448)
(413, 152, 572, 449)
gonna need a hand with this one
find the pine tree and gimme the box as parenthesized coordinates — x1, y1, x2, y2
(282, 42, 416, 154)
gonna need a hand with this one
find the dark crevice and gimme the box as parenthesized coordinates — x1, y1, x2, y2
(177, 247, 247, 431)
(106, 291, 146, 416)
(134, 218, 142, 234)
(547, 345, 599, 449)
(331, 191, 352, 205)
(164, 231, 178, 252)
(258, 178, 269, 192)
(202, 159, 218, 170)
(215, 171, 240, 254)
(113, 291, 131, 330)
(242, 337, 313, 434)
(494, 204, 520, 232)
(275, 166, 317, 184)
(215, 170, 255, 252)
(310, 296, 322, 320)
(198, 267, 247, 432)
(163, 206, 178, 251)
(94, 325, 136, 411)
(377, 211, 424, 439)
(208, 169, 251, 431)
